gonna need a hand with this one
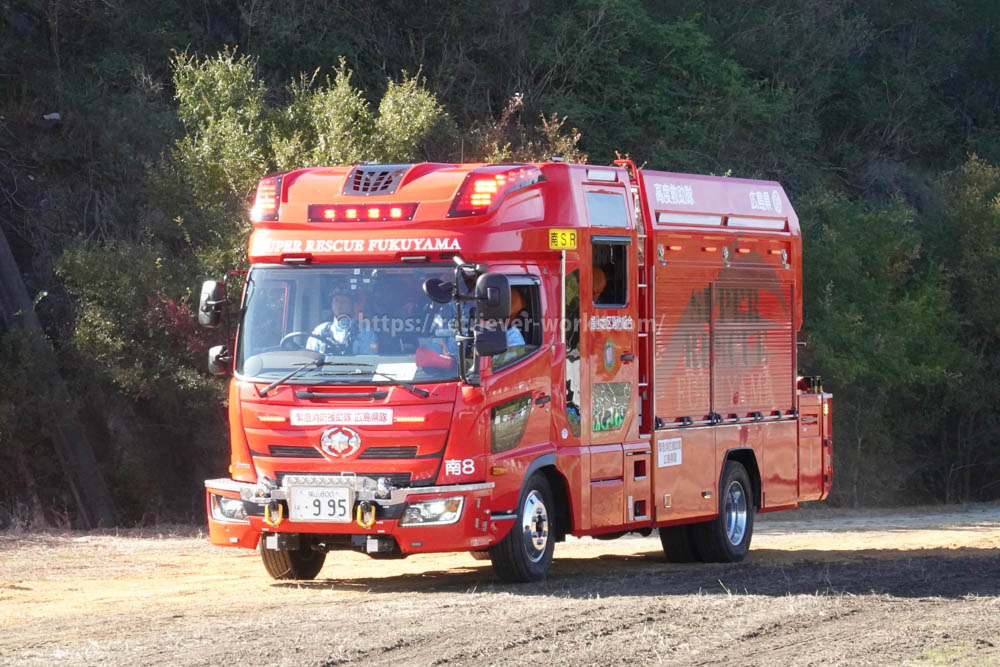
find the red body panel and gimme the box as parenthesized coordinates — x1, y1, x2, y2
(205, 160, 832, 555)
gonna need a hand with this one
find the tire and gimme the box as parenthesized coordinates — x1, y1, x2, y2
(260, 542, 327, 580)
(469, 550, 492, 561)
(691, 460, 755, 562)
(658, 524, 700, 563)
(489, 473, 555, 582)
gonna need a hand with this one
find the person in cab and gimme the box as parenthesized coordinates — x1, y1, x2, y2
(307, 288, 376, 355)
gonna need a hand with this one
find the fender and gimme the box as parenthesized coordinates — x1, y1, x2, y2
(720, 446, 762, 509)
(488, 452, 557, 540)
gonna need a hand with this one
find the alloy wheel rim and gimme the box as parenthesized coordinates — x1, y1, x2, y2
(724, 480, 748, 546)
(521, 490, 549, 562)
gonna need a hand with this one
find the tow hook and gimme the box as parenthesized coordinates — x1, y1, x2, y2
(264, 501, 284, 527)
(356, 501, 376, 529)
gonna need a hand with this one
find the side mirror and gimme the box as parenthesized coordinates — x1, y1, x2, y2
(474, 324, 508, 357)
(422, 277, 454, 304)
(207, 345, 231, 375)
(198, 280, 227, 328)
(475, 273, 510, 321)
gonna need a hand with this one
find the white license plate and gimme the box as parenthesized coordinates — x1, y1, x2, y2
(288, 486, 352, 522)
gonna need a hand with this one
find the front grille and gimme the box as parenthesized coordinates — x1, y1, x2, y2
(268, 445, 323, 458)
(359, 446, 418, 459)
(276, 471, 412, 486)
(343, 164, 410, 195)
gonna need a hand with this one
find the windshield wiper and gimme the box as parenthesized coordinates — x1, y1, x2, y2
(258, 361, 375, 397)
(314, 369, 430, 398)
(257, 359, 320, 396)
(368, 369, 430, 398)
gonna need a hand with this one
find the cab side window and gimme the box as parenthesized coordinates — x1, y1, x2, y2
(593, 240, 628, 307)
(493, 280, 542, 369)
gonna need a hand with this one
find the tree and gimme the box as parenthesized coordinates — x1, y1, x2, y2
(799, 192, 958, 505)
(921, 156, 1000, 502)
(51, 50, 452, 522)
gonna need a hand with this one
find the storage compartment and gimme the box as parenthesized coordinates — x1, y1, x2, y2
(624, 443, 651, 524)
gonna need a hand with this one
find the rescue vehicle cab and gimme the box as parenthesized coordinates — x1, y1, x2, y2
(201, 159, 833, 582)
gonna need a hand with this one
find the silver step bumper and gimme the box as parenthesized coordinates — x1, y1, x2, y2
(205, 476, 493, 506)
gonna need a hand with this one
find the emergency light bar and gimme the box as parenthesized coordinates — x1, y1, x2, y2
(307, 203, 418, 222)
(448, 165, 544, 217)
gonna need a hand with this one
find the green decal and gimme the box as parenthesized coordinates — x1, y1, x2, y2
(592, 382, 630, 432)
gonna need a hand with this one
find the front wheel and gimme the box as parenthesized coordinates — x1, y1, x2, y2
(489, 473, 555, 582)
(260, 542, 326, 580)
(691, 460, 755, 562)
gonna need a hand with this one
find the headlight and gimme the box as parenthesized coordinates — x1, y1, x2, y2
(400, 496, 464, 526)
(211, 494, 249, 522)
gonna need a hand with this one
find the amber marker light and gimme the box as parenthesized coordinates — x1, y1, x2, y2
(394, 416, 426, 423)
(258, 415, 286, 423)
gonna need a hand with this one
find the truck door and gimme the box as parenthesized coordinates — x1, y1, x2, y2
(583, 188, 640, 529)
(481, 273, 553, 513)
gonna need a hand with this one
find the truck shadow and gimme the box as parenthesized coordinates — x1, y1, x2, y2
(274, 547, 1000, 599)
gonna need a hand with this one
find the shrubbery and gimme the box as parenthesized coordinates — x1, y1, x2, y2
(2, 0, 1000, 523)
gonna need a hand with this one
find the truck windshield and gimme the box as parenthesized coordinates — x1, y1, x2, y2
(236, 264, 460, 385)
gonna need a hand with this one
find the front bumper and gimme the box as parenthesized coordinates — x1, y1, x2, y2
(205, 476, 499, 554)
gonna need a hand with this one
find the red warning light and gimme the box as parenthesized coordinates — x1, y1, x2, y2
(448, 165, 544, 218)
(307, 203, 418, 223)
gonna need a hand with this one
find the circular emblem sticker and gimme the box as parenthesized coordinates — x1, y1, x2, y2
(604, 339, 615, 371)
(320, 426, 361, 458)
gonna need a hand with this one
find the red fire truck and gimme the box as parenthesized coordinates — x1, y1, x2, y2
(200, 159, 833, 582)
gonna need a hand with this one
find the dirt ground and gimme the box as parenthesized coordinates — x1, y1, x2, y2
(2, 503, 999, 666)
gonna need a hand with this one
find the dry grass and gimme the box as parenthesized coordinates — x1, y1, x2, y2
(1, 504, 999, 665)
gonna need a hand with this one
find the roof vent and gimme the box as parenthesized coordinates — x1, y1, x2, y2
(343, 164, 411, 196)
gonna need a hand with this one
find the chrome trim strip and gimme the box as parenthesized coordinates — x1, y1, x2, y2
(206, 477, 494, 506)
(490, 512, 517, 521)
(389, 482, 493, 505)
(205, 478, 250, 493)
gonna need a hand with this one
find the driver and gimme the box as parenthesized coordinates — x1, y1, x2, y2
(507, 287, 527, 347)
(307, 289, 376, 355)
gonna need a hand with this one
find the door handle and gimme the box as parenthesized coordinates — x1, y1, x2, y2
(620, 353, 635, 362)
(535, 395, 552, 406)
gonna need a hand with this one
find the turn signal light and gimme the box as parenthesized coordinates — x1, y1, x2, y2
(448, 165, 544, 217)
(308, 203, 418, 222)
(257, 415, 286, 423)
(250, 175, 282, 222)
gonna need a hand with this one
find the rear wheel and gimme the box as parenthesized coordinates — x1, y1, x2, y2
(658, 524, 699, 563)
(260, 542, 326, 580)
(489, 473, 555, 582)
(691, 460, 755, 562)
